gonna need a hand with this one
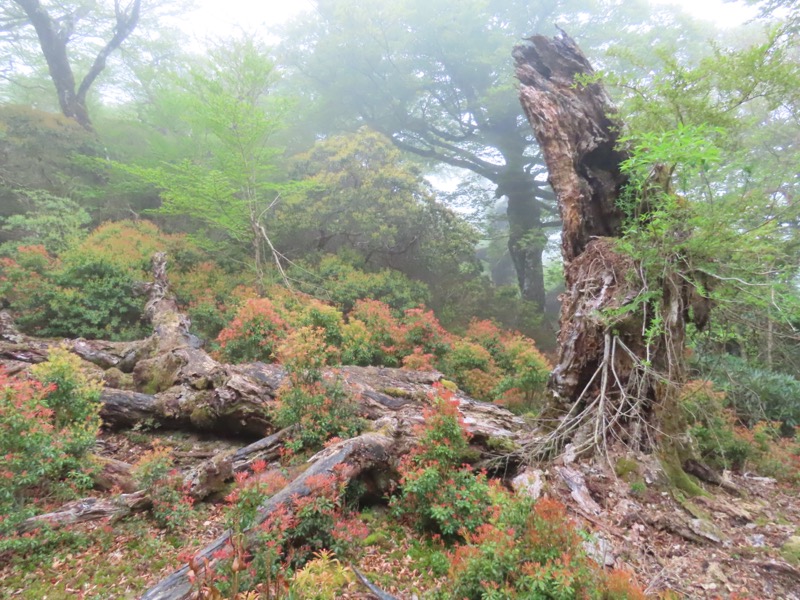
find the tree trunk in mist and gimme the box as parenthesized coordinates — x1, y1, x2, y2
(13, 0, 142, 129)
(507, 192, 547, 311)
(513, 31, 705, 457)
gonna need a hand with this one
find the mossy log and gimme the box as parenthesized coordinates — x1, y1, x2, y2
(2, 254, 529, 451)
(98, 363, 527, 444)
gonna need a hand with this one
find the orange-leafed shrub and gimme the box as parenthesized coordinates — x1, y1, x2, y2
(217, 297, 289, 363)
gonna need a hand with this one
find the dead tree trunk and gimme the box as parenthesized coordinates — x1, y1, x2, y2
(2, 253, 528, 449)
(513, 31, 706, 458)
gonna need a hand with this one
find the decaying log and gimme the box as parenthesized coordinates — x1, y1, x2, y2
(141, 433, 395, 600)
(91, 455, 137, 493)
(683, 459, 740, 496)
(18, 491, 150, 533)
(96, 363, 528, 448)
(352, 566, 400, 600)
(0, 317, 149, 374)
(2, 252, 529, 452)
(183, 426, 295, 500)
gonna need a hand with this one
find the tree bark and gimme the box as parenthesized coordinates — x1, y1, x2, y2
(513, 31, 705, 457)
(507, 192, 547, 310)
(12, 0, 142, 129)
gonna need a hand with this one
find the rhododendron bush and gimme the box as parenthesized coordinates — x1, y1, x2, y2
(0, 349, 101, 544)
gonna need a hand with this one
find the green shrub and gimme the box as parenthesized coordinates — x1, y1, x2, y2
(441, 340, 499, 402)
(443, 492, 647, 600)
(0, 221, 196, 340)
(696, 354, 800, 431)
(292, 254, 430, 313)
(26, 254, 148, 340)
(131, 443, 194, 532)
(0, 350, 101, 545)
(274, 327, 362, 452)
(1, 190, 90, 254)
(680, 380, 753, 470)
(30, 348, 102, 461)
(390, 385, 490, 539)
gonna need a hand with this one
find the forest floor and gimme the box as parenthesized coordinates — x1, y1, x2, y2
(1, 429, 799, 599)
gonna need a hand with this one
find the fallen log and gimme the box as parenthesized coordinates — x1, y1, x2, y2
(183, 426, 295, 500)
(0, 326, 148, 374)
(18, 491, 150, 534)
(91, 455, 137, 493)
(352, 566, 400, 600)
(3, 253, 530, 450)
(683, 459, 740, 496)
(141, 432, 395, 600)
(97, 363, 528, 448)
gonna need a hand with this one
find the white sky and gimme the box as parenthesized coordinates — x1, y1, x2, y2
(183, 0, 759, 41)
(652, 0, 758, 27)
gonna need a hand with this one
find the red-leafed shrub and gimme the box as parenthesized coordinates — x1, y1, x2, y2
(398, 306, 452, 359)
(446, 491, 648, 599)
(0, 349, 102, 549)
(217, 297, 289, 363)
(274, 327, 362, 452)
(131, 443, 194, 532)
(390, 384, 490, 539)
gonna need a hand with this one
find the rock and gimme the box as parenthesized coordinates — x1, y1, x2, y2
(512, 468, 545, 500)
(583, 534, 615, 567)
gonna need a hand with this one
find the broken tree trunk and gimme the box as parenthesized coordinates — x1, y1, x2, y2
(96, 363, 526, 444)
(513, 31, 707, 458)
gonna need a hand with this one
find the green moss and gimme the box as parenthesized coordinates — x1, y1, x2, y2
(141, 366, 176, 395)
(486, 436, 518, 453)
(629, 480, 647, 496)
(189, 404, 216, 429)
(364, 531, 390, 548)
(460, 447, 482, 463)
(614, 457, 640, 479)
(781, 536, 800, 565)
(104, 367, 135, 390)
(682, 499, 712, 521)
(380, 387, 413, 398)
(660, 449, 707, 498)
(440, 379, 458, 392)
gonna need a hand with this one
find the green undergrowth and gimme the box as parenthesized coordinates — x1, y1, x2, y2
(0, 510, 214, 599)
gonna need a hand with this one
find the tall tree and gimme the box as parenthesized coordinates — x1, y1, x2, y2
(123, 35, 291, 280)
(282, 128, 482, 303)
(280, 0, 703, 311)
(9, 0, 142, 128)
